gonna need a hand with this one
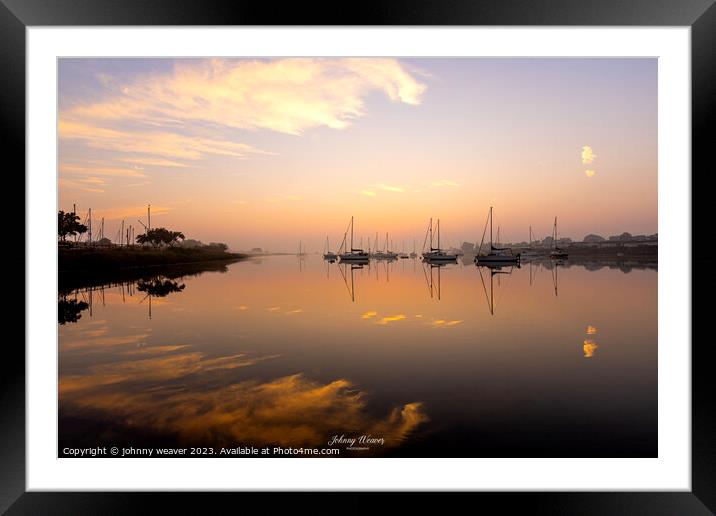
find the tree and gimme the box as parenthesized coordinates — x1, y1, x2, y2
(207, 242, 228, 251)
(58, 210, 87, 241)
(136, 227, 185, 247)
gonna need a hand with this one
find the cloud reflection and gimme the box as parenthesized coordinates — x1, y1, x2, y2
(60, 346, 428, 449)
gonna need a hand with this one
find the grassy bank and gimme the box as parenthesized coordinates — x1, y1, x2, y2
(59, 245, 246, 273)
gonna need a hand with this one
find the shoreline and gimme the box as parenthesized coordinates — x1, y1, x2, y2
(58, 245, 247, 274)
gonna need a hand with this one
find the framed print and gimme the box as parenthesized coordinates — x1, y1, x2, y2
(5, 0, 715, 512)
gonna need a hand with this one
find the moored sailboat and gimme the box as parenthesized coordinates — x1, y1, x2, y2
(338, 216, 370, 262)
(521, 226, 542, 260)
(323, 235, 337, 261)
(421, 218, 457, 263)
(549, 217, 569, 259)
(474, 207, 520, 265)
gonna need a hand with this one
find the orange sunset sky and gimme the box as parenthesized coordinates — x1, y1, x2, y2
(58, 58, 657, 252)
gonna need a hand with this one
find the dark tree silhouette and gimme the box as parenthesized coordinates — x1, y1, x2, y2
(136, 228, 186, 247)
(58, 211, 88, 241)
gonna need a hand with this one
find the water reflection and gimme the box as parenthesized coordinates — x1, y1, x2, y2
(58, 297, 90, 325)
(59, 255, 657, 457)
(476, 264, 517, 316)
(61, 348, 427, 449)
(583, 325, 599, 358)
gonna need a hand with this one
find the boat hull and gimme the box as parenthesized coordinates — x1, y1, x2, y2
(422, 253, 458, 262)
(339, 253, 370, 262)
(475, 254, 521, 265)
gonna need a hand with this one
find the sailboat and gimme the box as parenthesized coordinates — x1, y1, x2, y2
(549, 217, 569, 259)
(374, 232, 398, 260)
(409, 239, 417, 258)
(521, 226, 541, 260)
(398, 241, 409, 259)
(323, 236, 337, 261)
(474, 207, 520, 265)
(338, 216, 370, 263)
(421, 218, 457, 263)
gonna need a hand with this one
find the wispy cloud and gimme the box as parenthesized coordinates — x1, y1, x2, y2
(360, 190, 377, 197)
(361, 310, 378, 319)
(584, 169, 596, 178)
(581, 145, 597, 164)
(373, 184, 405, 193)
(59, 120, 267, 161)
(119, 157, 190, 168)
(65, 58, 426, 135)
(59, 58, 426, 174)
(60, 163, 147, 178)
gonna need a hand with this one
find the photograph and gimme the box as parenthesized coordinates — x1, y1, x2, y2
(57, 56, 658, 459)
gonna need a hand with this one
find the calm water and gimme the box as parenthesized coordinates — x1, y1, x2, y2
(58, 256, 657, 457)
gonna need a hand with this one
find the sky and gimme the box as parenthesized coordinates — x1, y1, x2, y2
(58, 57, 657, 252)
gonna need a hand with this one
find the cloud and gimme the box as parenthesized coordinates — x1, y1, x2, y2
(584, 169, 596, 178)
(119, 157, 190, 168)
(361, 190, 377, 197)
(59, 58, 426, 173)
(59, 120, 267, 161)
(581, 145, 596, 164)
(60, 163, 147, 178)
(59, 177, 108, 194)
(64, 58, 426, 136)
(361, 310, 378, 319)
(373, 184, 405, 193)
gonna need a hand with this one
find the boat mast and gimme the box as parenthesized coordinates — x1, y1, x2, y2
(489, 206, 493, 249)
(350, 216, 354, 251)
(437, 219, 441, 251)
(553, 217, 557, 249)
(429, 218, 433, 251)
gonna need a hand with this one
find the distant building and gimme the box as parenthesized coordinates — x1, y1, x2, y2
(583, 234, 605, 243)
(461, 242, 475, 253)
(250, 247, 264, 254)
(609, 232, 633, 242)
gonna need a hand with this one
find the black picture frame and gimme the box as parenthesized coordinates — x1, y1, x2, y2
(4, 0, 713, 513)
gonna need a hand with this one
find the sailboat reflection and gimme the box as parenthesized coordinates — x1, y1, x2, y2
(549, 258, 565, 297)
(476, 263, 518, 315)
(422, 261, 452, 300)
(528, 259, 542, 287)
(338, 261, 366, 302)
